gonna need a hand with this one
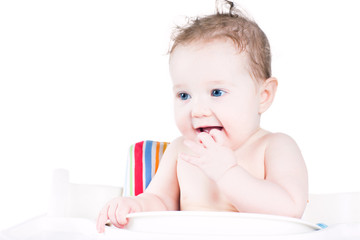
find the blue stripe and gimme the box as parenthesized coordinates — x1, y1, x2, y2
(316, 223, 328, 229)
(144, 140, 153, 188)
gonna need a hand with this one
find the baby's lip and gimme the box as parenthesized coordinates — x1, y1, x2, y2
(196, 126, 223, 134)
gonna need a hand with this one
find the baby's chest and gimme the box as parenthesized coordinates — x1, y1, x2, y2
(176, 160, 219, 199)
(175, 146, 266, 204)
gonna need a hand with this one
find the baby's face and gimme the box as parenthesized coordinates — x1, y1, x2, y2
(169, 39, 262, 149)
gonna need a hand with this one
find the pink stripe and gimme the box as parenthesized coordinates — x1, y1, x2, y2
(134, 141, 144, 196)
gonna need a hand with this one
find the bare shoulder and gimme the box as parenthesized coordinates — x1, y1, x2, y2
(166, 136, 185, 154)
(144, 137, 184, 193)
(263, 132, 299, 147)
(249, 130, 300, 153)
(169, 136, 186, 148)
(166, 136, 193, 155)
(262, 132, 307, 179)
(159, 136, 187, 163)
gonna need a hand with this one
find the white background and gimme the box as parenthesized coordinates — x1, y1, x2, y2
(1, 0, 359, 231)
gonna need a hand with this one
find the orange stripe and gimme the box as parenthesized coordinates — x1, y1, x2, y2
(155, 142, 160, 173)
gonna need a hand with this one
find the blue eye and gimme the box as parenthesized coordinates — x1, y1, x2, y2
(211, 89, 225, 97)
(178, 92, 190, 100)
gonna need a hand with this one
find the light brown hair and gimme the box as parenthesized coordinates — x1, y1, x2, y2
(169, 0, 271, 82)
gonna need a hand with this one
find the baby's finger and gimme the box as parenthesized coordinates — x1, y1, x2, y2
(197, 132, 216, 148)
(96, 205, 109, 233)
(108, 204, 122, 228)
(209, 129, 226, 145)
(116, 205, 130, 226)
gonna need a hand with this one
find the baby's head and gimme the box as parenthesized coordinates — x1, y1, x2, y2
(169, 0, 271, 85)
(169, 1, 277, 148)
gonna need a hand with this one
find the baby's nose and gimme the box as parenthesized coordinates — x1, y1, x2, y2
(191, 101, 211, 118)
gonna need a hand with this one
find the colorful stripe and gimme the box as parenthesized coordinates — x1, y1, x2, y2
(144, 141, 153, 189)
(151, 142, 157, 177)
(155, 142, 160, 173)
(134, 141, 144, 196)
(124, 140, 169, 197)
(163, 142, 168, 154)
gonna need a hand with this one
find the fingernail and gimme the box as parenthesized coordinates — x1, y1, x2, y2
(120, 216, 128, 225)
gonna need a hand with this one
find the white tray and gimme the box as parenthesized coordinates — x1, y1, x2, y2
(125, 211, 322, 236)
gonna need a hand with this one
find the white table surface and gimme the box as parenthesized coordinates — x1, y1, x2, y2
(1, 215, 359, 240)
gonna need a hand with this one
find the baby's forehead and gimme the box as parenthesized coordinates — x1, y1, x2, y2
(171, 38, 250, 63)
(170, 39, 259, 88)
(170, 39, 253, 74)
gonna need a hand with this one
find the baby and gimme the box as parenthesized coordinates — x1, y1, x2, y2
(97, 1, 308, 233)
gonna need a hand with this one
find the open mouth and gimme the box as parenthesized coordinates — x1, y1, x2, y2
(196, 126, 223, 134)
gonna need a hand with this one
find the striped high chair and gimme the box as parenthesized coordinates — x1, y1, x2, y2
(124, 140, 169, 197)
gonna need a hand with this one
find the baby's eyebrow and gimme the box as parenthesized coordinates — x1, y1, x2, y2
(206, 80, 233, 86)
(172, 84, 186, 91)
(207, 80, 225, 85)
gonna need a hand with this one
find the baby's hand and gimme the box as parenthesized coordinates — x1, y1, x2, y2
(178, 129, 238, 181)
(96, 196, 142, 233)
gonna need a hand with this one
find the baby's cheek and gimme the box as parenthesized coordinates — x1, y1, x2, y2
(175, 117, 186, 132)
(175, 120, 192, 137)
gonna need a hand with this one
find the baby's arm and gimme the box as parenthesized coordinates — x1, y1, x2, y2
(180, 131, 307, 218)
(218, 133, 308, 218)
(96, 138, 180, 233)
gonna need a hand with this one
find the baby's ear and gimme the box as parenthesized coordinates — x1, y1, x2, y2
(259, 77, 278, 114)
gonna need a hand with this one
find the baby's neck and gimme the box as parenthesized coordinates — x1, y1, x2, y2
(234, 128, 267, 151)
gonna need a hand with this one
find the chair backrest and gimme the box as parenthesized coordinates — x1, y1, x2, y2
(124, 140, 169, 197)
(49, 169, 123, 220)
